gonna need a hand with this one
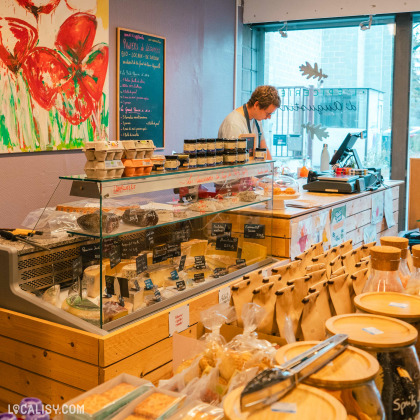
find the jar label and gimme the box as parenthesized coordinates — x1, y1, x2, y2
(362, 326, 384, 335)
(271, 403, 297, 413)
(389, 302, 409, 308)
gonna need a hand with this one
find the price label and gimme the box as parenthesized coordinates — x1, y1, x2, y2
(389, 302, 409, 308)
(133, 279, 141, 291)
(194, 255, 206, 269)
(146, 230, 155, 248)
(153, 244, 168, 264)
(170, 270, 179, 280)
(120, 236, 143, 259)
(363, 327, 384, 335)
(172, 223, 191, 242)
(72, 256, 83, 279)
(105, 276, 115, 295)
(176, 280, 186, 291)
(144, 278, 154, 290)
(80, 242, 101, 261)
(118, 295, 125, 307)
(136, 253, 148, 275)
(108, 242, 121, 269)
(117, 277, 130, 298)
(244, 224, 266, 239)
(219, 286, 231, 304)
(167, 243, 181, 259)
(154, 288, 162, 302)
(169, 304, 190, 336)
(211, 223, 232, 236)
(216, 236, 238, 252)
(236, 258, 246, 269)
(178, 255, 187, 272)
(213, 267, 228, 278)
(194, 273, 205, 283)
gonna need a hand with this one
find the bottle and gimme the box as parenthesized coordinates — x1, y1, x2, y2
(379, 236, 411, 288)
(299, 159, 309, 178)
(362, 246, 405, 293)
(405, 244, 420, 295)
(320, 143, 330, 172)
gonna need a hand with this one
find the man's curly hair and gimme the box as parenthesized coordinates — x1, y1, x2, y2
(247, 85, 280, 109)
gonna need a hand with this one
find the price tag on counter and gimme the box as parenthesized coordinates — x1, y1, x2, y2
(105, 276, 115, 295)
(144, 278, 154, 290)
(213, 267, 228, 278)
(153, 244, 168, 264)
(80, 242, 101, 261)
(211, 223, 232, 236)
(170, 270, 179, 280)
(169, 304, 190, 336)
(146, 230, 155, 248)
(117, 277, 130, 298)
(136, 253, 148, 275)
(219, 286, 231, 304)
(236, 259, 246, 269)
(176, 280, 186, 291)
(154, 288, 162, 302)
(133, 279, 141, 291)
(244, 224, 265, 239)
(194, 255, 206, 269)
(216, 236, 238, 252)
(167, 243, 181, 259)
(194, 273, 205, 283)
(179, 255, 187, 272)
(108, 242, 121, 269)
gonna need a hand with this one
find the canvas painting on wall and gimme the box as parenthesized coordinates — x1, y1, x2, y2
(0, 0, 109, 153)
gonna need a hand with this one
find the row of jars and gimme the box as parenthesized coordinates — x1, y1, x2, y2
(184, 138, 248, 153)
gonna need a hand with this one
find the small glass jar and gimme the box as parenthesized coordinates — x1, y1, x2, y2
(224, 139, 238, 151)
(255, 147, 267, 160)
(164, 155, 180, 171)
(174, 153, 189, 169)
(237, 138, 247, 150)
(380, 236, 411, 288)
(216, 138, 224, 151)
(197, 151, 207, 167)
(196, 139, 206, 153)
(206, 138, 216, 153)
(189, 155, 197, 168)
(215, 150, 224, 165)
(362, 246, 405, 293)
(326, 314, 420, 420)
(206, 151, 216, 167)
(183, 139, 197, 154)
(406, 245, 420, 295)
(223, 150, 237, 165)
(236, 148, 246, 164)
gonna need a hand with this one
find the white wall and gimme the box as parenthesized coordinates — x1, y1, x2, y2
(244, 0, 420, 23)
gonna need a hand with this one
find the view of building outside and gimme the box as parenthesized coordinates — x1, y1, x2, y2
(263, 22, 395, 177)
(409, 18, 420, 160)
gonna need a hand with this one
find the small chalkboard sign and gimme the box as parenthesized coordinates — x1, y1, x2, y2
(216, 236, 238, 252)
(144, 278, 154, 290)
(80, 243, 101, 261)
(117, 28, 165, 148)
(178, 255, 187, 272)
(167, 243, 181, 259)
(117, 277, 130, 298)
(194, 273, 205, 283)
(236, 259, 246, 269)
(213, 267, 228, 278)
(194, 256, 206, 269)
(153, 244, 168, 264)
(176, 280, 186, 291)
(105, 276, 115, 295)
(136, 253, 148, 275)
(120, 237, 144, 259)
(244, 224, 266, 239)
(108, 242, 121, 269)
(211, 223, 232, 236)
(170, 270, 179, 280)
(146, 230, 155, 248)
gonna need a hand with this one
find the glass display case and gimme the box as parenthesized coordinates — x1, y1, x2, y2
(0, 161, 275, 334)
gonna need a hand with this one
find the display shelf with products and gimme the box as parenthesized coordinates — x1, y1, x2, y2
(0, 161, 276, 334)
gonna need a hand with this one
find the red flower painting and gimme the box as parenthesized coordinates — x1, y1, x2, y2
(15, 0, 61, 19)
(0, 18, 38, 73)
(22, 13, 109, 125)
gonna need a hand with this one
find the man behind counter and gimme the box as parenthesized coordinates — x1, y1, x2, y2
(218, 85, 280, 159)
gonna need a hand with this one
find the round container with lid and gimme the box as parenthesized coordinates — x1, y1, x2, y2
(189, 155, 197, 168)
(164, 155, 180, 171)
(223, 384, 347, 420)
(406, 245, 420, 296)
(255, 147, 267, 161)
(197, 151, 207, 167)
(215, 150, 224, 165)
(224, 139, 238, 151)
(236, 148, 246, 164)
(173, 153, 189, 169)
(216, 138, 225, 151)
(206, 151, 216, 167)
(380, 236, 411, 287)
(183, 139, 197, 154)
(237, 138, 247, 150)
(206, 138, 216, 152)
(326, 313, 420, 420)
(276, 341, 384, 420)
(224, 150, 237, 165)
(362, 246, 405, 293)
(196, 139, 206, 153)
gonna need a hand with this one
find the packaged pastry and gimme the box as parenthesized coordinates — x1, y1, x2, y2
(168, 401, 224, 420)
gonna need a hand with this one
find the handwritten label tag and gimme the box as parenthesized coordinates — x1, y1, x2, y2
(193, 273, 205, 283)
(80, 242, 101, 261)
(169, 305, 190, 336)
(219, 286, 231, 304)
(179, 255, 187, 272)
(120, 237, 143, 259)
(213, 267, 228, 278)
(167, 243, 181, 259)
(154, 288, 162, 302)
(176, 280, 186, 291)
(118, 295, 125, 307)
(216, 236, 238, 252)
(363, 327, 384, 335)
(134, 279, 141, 291)
(271, 402, 297, 413)
(211, 223, 232, 236)
(146, 230, 155, 248)
(153, 244, 168, 264)
(105, 276, 115, 295)
(144, 278, 154, 290)
(136, 253, 148, 275)
(236, 258, 246, 269)
(389, 302, 409, 309)
(244, 224, 266, 239)
(108, 242, 121, 269)
(170, 270, 179, 280)
(194, 255, 206, 269)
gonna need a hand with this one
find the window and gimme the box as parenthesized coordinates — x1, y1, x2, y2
(260, 18, 395, 177)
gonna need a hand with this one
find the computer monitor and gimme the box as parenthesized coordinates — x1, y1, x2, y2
(329, 132, 364, 168)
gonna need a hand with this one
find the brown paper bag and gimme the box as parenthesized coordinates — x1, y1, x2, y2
(271, 260, 305, 283)
(354, 258, 370, 278)
(252, 282, 277, 335)
(328, 273, 353, 315)
(242, 269, 264, 287)
(311, 241, 325, 258)
(308, 279, 333, 323)
(301, 291, 326, 340)
(275, 285, 296, 342)
(328, 254, 342, 279)
(306, 268, 327, 289)
(306, 263, 326, 274)
(286, 276, 311, 335)
(339, 239, 353, 254)
(351, 267, 370, 296)
(295, 249, 313, 268)
(357, 241, 376, 261)
(231, 279, 254, 327)
(341, 249, 360, 276)
(331, 266, 347, 278)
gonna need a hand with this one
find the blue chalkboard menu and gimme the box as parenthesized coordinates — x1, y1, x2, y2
(117, 28, 165, 148)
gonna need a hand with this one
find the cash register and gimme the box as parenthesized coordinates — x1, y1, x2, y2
(303, 131, 382, 194)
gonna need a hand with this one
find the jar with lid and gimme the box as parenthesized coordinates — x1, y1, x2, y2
(206, 138, 216, 153)
(164, 155, 180, 171)
(174, 153, 189, 169)
(406, 245, 420, 295)
(223, 150, 237, 165)
(276, 341, 385, 420)
(189, 155, 197, 168)
(183, 139, 197, 154)
(236, 148, 246, 164)
(237, 137, 247, 150)
(196, 139, 206, 153)
(380, 237, 411, 287)
(362, 246, 405, 293)
(216, 138, 224, 152)
(206, 151, 216, 167)
(197, 151, 207, 167)
(215, 150, 223, 165)
(224, 139, 238, 151)
(326, 313, 420, 420)
(255, 147, 267, 161)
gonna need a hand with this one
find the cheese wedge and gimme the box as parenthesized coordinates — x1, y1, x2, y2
(242, 242, 267, 265)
